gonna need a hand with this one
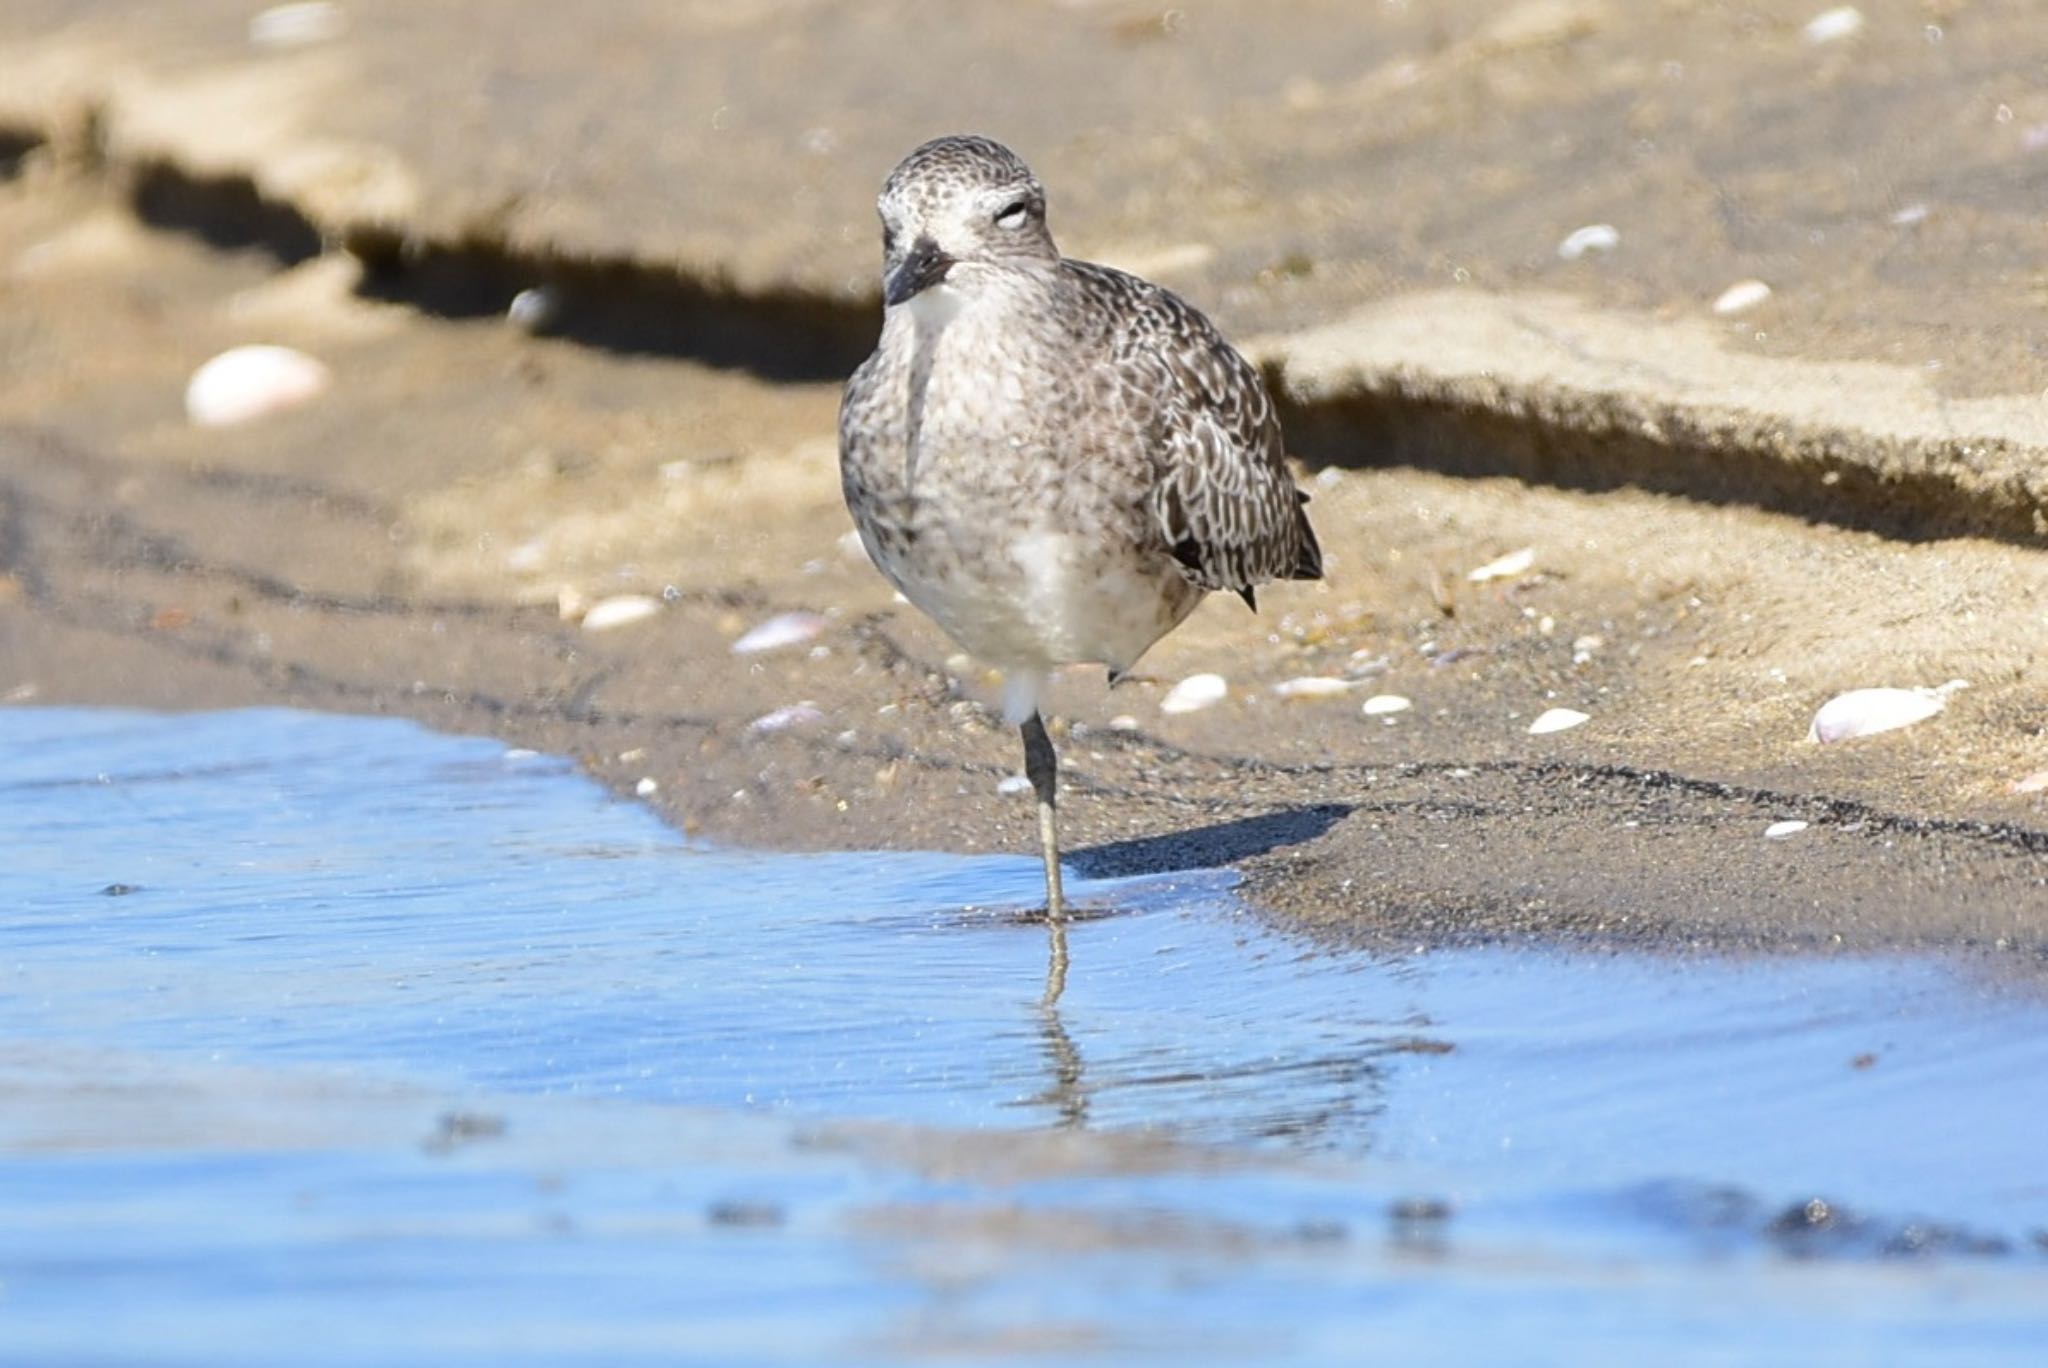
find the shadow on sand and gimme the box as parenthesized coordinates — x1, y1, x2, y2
(1069, 803, 1351, 881)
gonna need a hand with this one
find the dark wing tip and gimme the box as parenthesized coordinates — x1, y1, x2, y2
(1293, 522, 1324, 581)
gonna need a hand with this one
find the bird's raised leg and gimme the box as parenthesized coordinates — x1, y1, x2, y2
(1020, 712, 1066, 922)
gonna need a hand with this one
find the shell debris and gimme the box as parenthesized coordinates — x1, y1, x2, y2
(1272, 676, 1355, 700)
(1802, 6, 1863, 44)
(185, 345, 330, 427)
(1712, 279, 1773, 315)
(1764, 819, 1809, 840)
(507, 287, 560, 333)
(1361, 694, 1412, 717)
(1467, 547, 1536, 583)
(747, 703, 825, 735)
(1557, 224, 1620, 261)
(1527, 707, 1590, 735)
(996, 774, 1034, 797)
(1808, 682, 1966, 744)
(1159, 673, 1228, 714)
(580, 594, 662, 632)
(731, 611, 827, 655)
(248, 2, 346, 47)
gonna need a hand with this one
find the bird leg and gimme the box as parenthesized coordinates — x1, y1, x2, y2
(1020, 712, 1066, 922)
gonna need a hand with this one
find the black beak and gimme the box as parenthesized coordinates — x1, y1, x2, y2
(884, 236, 954, 307)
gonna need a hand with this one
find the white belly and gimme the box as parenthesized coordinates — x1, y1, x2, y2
(877, 527, 1193, 676)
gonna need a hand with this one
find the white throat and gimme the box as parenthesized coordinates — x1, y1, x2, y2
(904, 281, 971, 333)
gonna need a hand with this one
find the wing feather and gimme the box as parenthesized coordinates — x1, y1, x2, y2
(1064, 262, 1321, 599)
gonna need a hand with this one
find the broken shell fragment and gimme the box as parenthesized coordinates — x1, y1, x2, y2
(248, 2, 345, 48)
(1712, 279, 1773, 315)
(996, 774, 1034, 796)
(732, 611, 827, 654)
(184, 344, 330, 426)
(747, 703, 825, 735)
(1808, 683, 1964, 744)
(507, 287, 560, 333)
(1467, 547, 1535, 583)
(1764, 819, 1809, 840)
(1159, 673, 1228, 714)
(1527, 707, 1590, 735)
(1361, 694, 1413, 716)
(1802, 6, 1863, 44)
(1272, 676, 1355, 700)
(580, 594, 662, 632)
(1557, 224, 1620, 261)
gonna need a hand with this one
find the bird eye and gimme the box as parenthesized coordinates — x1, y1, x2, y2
(993, 199, 1031, 229)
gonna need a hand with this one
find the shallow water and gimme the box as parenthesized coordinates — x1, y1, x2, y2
(3, 707, 2046, 1364)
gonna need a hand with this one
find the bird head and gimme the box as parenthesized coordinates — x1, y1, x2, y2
(874, 135, 1056, 310)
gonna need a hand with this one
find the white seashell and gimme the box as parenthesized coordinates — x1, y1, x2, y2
(2011, 770, 2048, 795)
(579, 594, 662, 632)
(996, 774, 1034, 796)
(1272, 676, 1355, 699)
(1712, 279, 1773, 315)
(1107, 714, 1139, 731)
(184, 345, 330, 426)
(1802, 6, 1863, 44)
(1808, 683, 1964, 743)
(731, 610, 827, 654)
(1557, 224, 1620, 261)
(1764, 819, 1809, 840)
(1467, 546, 1535, 582)
(1361, 694, 1413, 716)
(634, 777, 660, 797)
(747, 703, 824, 735)
(1527, 707, 1590, 735)
(1159, 673, 1228, 714)
(248, 2, 345, 48)
(504, 538, 547, 573)
(1890, 203, 1929, 227)
(507, 287, 559, 333)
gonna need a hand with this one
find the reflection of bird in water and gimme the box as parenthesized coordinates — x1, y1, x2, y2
(1044, 917, 1068, 1006)
(840, 135, 1323, 946)
(1038, 915, 1081, 1119)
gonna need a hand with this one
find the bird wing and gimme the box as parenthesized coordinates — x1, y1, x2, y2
(1065, 262, 1321, 601)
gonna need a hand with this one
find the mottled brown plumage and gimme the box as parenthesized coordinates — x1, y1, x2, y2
(839, 134, 1320, 934)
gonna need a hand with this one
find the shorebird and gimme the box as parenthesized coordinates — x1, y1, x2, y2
(840, 134, 1322, 928)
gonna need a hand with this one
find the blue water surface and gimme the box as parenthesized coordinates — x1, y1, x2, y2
(3, 706, 2046, 1366)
